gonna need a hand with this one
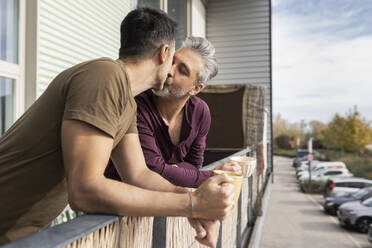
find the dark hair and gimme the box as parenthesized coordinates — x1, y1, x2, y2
(119, 7, 177, 60)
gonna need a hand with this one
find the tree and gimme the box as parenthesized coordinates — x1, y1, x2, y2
(274, 134, 292, 149)
(303, 120, 327, 149)
(322, 107, 371, 153)
(273, 114, 289, 138)
(273, 114, 303, 149)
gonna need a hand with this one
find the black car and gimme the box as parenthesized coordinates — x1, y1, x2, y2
(292, 149, 308, 167)
(324, 187, 372, 215)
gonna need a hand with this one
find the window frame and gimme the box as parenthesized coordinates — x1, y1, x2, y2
(0, 0, 26, 124)
(133, 0, 191, 37)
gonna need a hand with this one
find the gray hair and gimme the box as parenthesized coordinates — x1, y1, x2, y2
(182, 37, 218, 85)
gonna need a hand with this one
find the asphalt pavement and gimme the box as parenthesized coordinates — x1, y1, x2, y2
(258, 156, 371, 248)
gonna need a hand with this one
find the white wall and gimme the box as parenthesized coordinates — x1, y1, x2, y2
(191, 0, 206, 37)
(36, 0, 131, 98)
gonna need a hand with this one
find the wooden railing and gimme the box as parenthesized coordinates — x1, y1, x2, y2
(4, 148, 268, 248)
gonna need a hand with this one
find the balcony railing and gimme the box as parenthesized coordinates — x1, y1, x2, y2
(4, 148, 267, 248)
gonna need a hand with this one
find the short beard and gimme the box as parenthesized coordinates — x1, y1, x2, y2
(152, 78, 191, 99)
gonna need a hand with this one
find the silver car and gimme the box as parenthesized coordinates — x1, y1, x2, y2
(324, 177, 372, 198)
(337, 197, 372, 233)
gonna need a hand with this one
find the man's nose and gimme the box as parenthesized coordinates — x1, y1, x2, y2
(168, 64, 176, 77)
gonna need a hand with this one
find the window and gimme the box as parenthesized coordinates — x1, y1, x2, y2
(336, 182, 348, 187)
(362, 198, 372, 207)
(134, 0, 160, 9)
(0, 0, 19, 63)
(0, 0, 24, 135)
(136, 0, 189, 49)
(167, 0, 188, 48)
(0, 77, 14, 133)
(324, 171, 342, 176)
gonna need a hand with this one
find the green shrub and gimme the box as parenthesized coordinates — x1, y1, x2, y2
(299, 180, 326, 194)
(274, 134, 292, 149)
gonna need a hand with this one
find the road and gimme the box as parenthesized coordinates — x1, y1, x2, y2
(259, 156, 371, 248)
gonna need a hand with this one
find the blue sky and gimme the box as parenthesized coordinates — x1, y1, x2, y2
(273, 0, 372, 123)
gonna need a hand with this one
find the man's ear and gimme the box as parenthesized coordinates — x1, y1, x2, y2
(158, 44, 170, 64)
(190, 83, 205, 96)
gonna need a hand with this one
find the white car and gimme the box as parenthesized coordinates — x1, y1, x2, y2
(297, 162, 347, 179)
(299, 168, 353, 182)
(296, 160, 320, 173)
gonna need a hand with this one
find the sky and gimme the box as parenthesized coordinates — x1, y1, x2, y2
(272, 0, 372, 123)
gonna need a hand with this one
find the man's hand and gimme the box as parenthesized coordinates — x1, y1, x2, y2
(214, 161, 242, 175)
(192, 174, 235, 220)
(196, 219, 220, 248)
(188, 218, 206, 240)
(188, 218, 220, 248)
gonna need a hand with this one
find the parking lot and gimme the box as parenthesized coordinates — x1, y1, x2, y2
(259, 156, 371, 248)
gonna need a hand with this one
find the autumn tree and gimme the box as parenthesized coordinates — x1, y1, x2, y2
(273, 114, 289, 138)
(322, 108, 371, 153)
(273, 114, 302, 149)
(305, 120, 327, 148)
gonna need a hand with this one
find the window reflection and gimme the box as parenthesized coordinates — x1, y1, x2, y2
(136, 0, 160, 9)
(0, 77, 14, 134)
(168, 0, 187, 49)
(0, 0, 19, 64)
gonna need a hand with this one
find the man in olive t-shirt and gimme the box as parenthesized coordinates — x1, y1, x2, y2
(0, 58, 136, 242)
(0, 8, 235, 247)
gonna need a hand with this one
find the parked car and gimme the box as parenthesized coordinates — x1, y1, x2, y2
(297, 162, 348, 179)
(338, 197, 372, 233)
(298, 168, 352, 182)
(368, 224, 372, 244)
(293, 149, 326, 167)
(324, 187, 372, 215)
(324, 177, 372, 198)
(296, 161, 346, 179)
(293, 157, 304, 168)
(337, 197, 372, 233)
(295, 160, 320, 174)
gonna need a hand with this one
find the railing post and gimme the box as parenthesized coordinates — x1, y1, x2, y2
(248, 175, 253, 227)
(236, 191, 243, 248)
(217, 222, 223, 248)
(152, 217, 167, 248)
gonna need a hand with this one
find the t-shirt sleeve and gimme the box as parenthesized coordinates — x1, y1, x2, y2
(63, 61, 127, 138)
(126, 112, 138, 134)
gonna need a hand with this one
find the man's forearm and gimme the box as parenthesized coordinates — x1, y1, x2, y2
(126, 166, 183, 193)
(70, 176, 190, 217)
(159, 164, 213, 188)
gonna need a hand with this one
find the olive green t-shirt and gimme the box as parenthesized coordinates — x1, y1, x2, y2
(0, 58, 137, 244)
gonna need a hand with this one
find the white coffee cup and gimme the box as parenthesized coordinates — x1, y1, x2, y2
(230, 156, 256, 178)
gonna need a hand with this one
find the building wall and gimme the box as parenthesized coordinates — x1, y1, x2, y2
(206, 0, 272, 156)
(206, 0, 272, 167)
(37, 0, 131, 97)
(191, 0, 206, 37)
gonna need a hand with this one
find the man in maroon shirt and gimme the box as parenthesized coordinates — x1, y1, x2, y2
(106, 37, 241, 187)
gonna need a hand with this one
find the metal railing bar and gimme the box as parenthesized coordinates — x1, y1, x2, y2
(201, 148, 251, 171)
(205, 148, 244, 152)
(2, 214, 118, 248)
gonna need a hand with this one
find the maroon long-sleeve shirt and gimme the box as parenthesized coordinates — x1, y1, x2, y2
(105, 90, 213, 188)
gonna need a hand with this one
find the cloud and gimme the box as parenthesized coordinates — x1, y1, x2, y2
(273, 0, 372, 123)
